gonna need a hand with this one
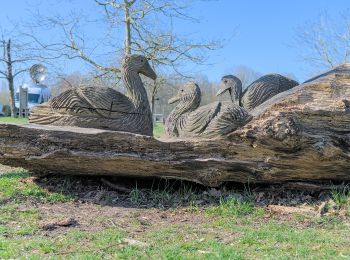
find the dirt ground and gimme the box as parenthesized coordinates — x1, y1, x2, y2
(1, 165, 349, 258)
(19, 172, 350, 233)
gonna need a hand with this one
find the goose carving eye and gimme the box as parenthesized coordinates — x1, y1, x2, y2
(181, 89, 184, 92)
(140, 59, 144, 62)
(224, 80, 228, 83)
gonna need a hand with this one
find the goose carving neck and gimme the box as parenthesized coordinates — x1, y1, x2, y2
(165, 82, 250, 138)
(29, 55, 157, 136)
(216, 74, 299, 111)
(166, 82, 201, 137)
(122, 55, 156, 113)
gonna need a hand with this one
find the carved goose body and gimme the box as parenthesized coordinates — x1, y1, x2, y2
(165, 82, 250, 138)
(216, 74, 299, 111)
(29, 55, 157, 136)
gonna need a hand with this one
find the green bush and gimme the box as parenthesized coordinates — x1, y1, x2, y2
(2, 105, 11, 117)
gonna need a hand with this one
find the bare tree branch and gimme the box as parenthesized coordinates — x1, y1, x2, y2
(13, 68, 28, 78)
(27, 0, 223, 120)
(294, 11, 350, 71)
(0, 70, 7, 77)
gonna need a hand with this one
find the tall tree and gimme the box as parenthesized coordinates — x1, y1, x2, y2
(0, 39, 29, 117)
(0, 30, 59, 117)
(30, 0, 222, 116)
(93, 0, 219, 69)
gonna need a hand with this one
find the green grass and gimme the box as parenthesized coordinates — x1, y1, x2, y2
(0, 221, 349, 259)
(331, 186, 350, 216)
(2, 217, 348, 259)
(142, 221, 350, 259)
(0, 168, 349, 259)
(153, 122, 165, 138)
(0, 204, 40, 237)
(205, 197, 261, 217)
(0, 205, 348, 260)
(0, 170, 71, 203)
(0, 117, 28, 124)
(331, 186, 350, 206)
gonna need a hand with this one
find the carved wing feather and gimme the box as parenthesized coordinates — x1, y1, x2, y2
(50, 87, 134, 118)
(241, 74, 298, 111)
(183, 101, 221, 135)
(203, 103, 251, 136)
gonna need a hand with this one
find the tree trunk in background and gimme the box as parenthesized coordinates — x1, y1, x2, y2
(5, 40, 16, 118)
(151, 94, 155, 119)
(124, 1, 132, 56)
(150, 80, 158, 120)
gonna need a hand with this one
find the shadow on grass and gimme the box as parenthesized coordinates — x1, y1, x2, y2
(1, 169, 349, 212)
(33, 174, 239, 209)
(25, 173, 347, 210)
(0, 171, 72, 204)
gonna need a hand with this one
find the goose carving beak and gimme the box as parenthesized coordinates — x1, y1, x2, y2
(140, 61, 157, 80)
(168, 95, 180, 104)
(216, 84, 230, 96)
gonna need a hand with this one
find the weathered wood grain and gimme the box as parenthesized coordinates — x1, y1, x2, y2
(0, 65, 349, 186)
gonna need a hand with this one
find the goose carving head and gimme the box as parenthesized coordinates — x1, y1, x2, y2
(168, 82, 201, 111)
(123, 54, 157, 80)
(216, 75, 242, 106)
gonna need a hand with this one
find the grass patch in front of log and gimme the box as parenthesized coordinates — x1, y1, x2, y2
(1, 214, 348, 259)
(142, 221, 349, 259)
(204, 185, 263, 218)
(0, 117, 28, 124)
(0, 204, 40, 237)
(153, 122, 165, 138)
(0, 170, 72, 204)
(205, 197, 260, 218)
(331, 186, 350, 217)
(331, 186, 350, 206)
(0, 166, 349, 258)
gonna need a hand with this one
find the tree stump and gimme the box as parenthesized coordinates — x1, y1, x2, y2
(0, 65, 349, 186)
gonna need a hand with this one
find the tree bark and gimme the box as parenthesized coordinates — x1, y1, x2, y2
(150, 80, 158, 119)
(5, 40, 16, 118)
(0, 65, 349, 186)
(124, 0, 132, 56)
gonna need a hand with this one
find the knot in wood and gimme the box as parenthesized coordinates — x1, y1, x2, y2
(266, 115, 302, 148)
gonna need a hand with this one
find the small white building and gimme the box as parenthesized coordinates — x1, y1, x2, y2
(15, 83, 51, 114)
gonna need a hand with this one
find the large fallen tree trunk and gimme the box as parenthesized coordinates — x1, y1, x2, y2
(0, 65, 349, 186)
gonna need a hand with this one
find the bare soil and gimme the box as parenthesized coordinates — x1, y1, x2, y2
(3, 166, 349, 239)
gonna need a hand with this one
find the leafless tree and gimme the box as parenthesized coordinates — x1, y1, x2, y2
(295, 12, 350, 71)
(0, 22, 68, 117)
(50, 71, 117, 97)
(94, 0, 220, 68)
(0, 38, 32, 117)
(29, 0, 223, 116)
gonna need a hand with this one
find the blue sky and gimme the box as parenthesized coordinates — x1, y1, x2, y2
(1, 0, 350, 85)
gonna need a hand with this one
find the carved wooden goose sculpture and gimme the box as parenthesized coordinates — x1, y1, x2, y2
(29, 55, 157, 136)
(216, 74, 299, 111)
(165, 82, 250, 138)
